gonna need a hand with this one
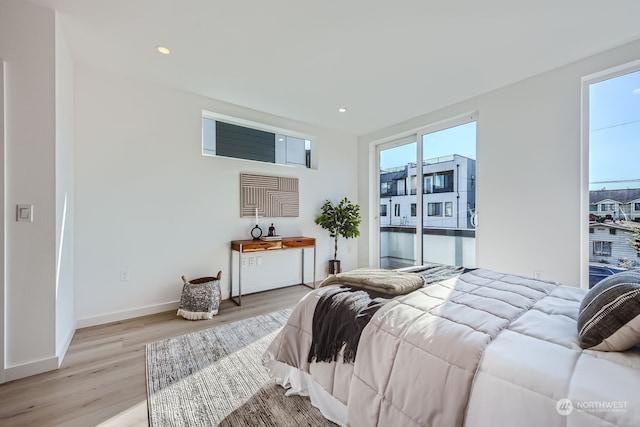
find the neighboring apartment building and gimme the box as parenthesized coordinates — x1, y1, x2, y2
(380, 154, 476, 229)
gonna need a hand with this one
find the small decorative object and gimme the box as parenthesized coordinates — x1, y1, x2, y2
(251, 208, 263, 240)
(251, 224, 263, 240)
(268, 223, 276, 237)
(315, 197, 362, 275)
(177, 271, 222, 320)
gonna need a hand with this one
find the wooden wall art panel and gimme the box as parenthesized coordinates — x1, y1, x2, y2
(240, 173, 299, 218)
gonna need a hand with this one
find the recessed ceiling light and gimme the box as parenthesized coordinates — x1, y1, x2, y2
(156, 45, 171, 55)
(338, 107, 347, 113)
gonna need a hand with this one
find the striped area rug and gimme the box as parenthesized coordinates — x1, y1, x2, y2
(146, 309, 333, 426)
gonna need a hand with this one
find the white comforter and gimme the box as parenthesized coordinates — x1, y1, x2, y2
(466, 276, 640, 427)
(264, 269, 640, 426)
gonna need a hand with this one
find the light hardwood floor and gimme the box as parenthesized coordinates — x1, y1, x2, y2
(0, 285, 311, 426)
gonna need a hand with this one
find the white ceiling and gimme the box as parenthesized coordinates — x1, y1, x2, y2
(28, 0, 640, 136)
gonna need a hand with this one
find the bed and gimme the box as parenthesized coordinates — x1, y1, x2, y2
(263, 267, 640, 427)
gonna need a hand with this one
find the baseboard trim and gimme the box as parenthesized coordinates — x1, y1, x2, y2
(75, 301, 180, 329)
(5, 356, 59, 382)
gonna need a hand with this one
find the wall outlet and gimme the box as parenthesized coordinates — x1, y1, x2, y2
(249, 257, 255, 267)
(120, 270, 130, 281)
(256, 256, 262, 266)
(241, 258, 247, 267)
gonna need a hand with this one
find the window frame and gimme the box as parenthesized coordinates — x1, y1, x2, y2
(445, 201, 453, 217)
(581, 58, 640, 288)
(427, 202, 443, 217)
(202, 110, 316, 169)
(381, 182, 392, 196)
(593, 241, 612, 257)
(371, 112, 477, 269)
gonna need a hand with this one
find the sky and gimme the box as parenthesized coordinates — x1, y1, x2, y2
(589, 69, 640, 191)
(380, 121, 476, 170)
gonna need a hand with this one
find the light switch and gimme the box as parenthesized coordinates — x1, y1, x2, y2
(16, 204, 33, 222)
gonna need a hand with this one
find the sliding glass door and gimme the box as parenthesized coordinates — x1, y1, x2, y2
(377, 116, 477, 269)
(378, 140, 418, 268)
(421, 119, 476, 267)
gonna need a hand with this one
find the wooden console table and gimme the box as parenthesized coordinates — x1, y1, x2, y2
(229, 237, 316, 305)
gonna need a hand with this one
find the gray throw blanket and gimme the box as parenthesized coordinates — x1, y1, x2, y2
(319, 268, 426, 295)
(308, 286, 391, 364)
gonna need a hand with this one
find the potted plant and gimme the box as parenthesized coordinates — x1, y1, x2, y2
(315, 197, 362, 275)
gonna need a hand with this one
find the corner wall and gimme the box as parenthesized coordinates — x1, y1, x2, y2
(0, 0, 58, 380)
(358, 38, 640, 287)
(55, 13, 75, 364)
(74, 64, 359, 326)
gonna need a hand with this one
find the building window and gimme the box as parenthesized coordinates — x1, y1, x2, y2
(593, 241, 612, 256)
(589, 228, 594, 234)
(433, 171, 454, 193)
(428, 202, 442, 216)
(424, 176, 433, 194)
(600, 203, 615, 212)
(202, 113, 312, 168)
(609, 228, 616, 235)
(394, 204, 401, 216)
(411, 203, 416, 217)
(635, 202, 640, 211)
(380, 204, 387, 216)
(395, 180, 405, 196)
(589, 204, 598, 212)
(445, 202, 453, 217)
(423, 171, 454, 194)
(381, 182, 392, 196)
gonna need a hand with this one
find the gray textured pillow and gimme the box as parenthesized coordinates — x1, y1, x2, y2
(177, 275, 221, 320)
(577, 271, 640, 351)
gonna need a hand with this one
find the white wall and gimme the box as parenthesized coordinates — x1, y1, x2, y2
(0, 55, 5, 385)
(74, 64, 358, 326)
(358, 38, 640, 288)
(55, 14, 75, 363)
(0, 0, 58, 379)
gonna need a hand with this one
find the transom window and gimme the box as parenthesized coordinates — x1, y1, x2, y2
(202, 111, 313, 168)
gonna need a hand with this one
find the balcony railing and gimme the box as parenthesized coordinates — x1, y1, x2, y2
(379, 226, 476, 268)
